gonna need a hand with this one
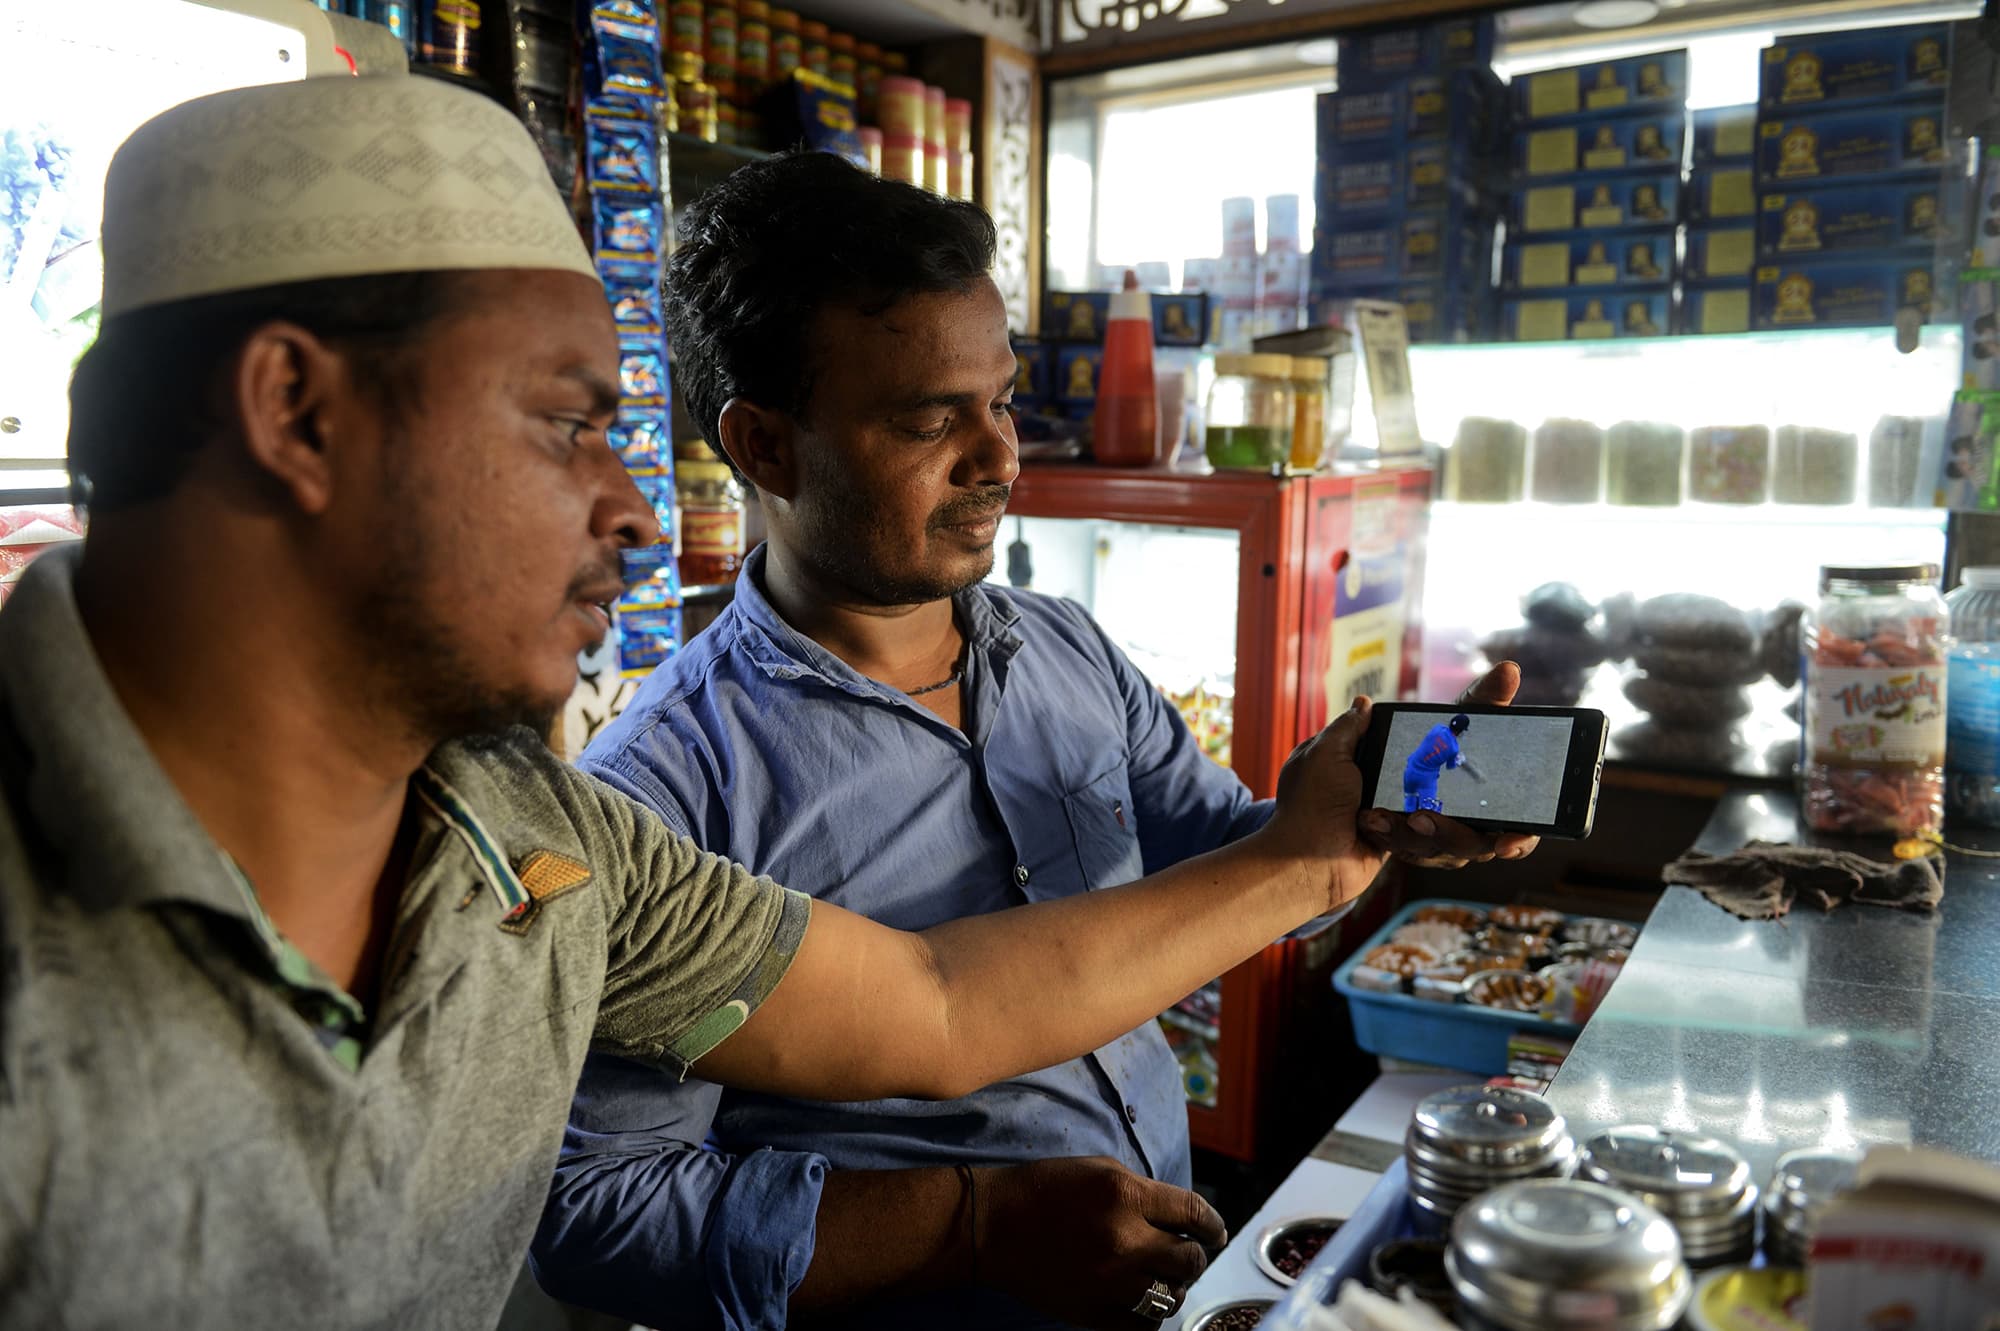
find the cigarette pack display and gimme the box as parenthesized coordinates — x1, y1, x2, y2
(1055, 345, 1103, 404)
(1512, 173, 1680, 234)
(1310, 210, 1490, 286)
(1152, 292, 1208, 347)
(1513, 50, 1687, 123)
(1757, 178, 1948, 255)
(1043, 290, 1112, 342)
(1504, 289, 1674, 342)
(1503, 230, 1675, 290)
(1684, 165, 1756, 221)
(1318, 69, 1503, 149)
(1681, 284, 1754, 335)
(1756, 101, 1950, 184)
(1515, 114, 1686, 178)
(1692, 105, 1757, 163)
(1759, 25, 1950, 111)
(1753, 255, 1946, 328)
(1685, 229, 1757, 280)
(1318, 141, 1485, 215)
(1335, 15, 1496, 91)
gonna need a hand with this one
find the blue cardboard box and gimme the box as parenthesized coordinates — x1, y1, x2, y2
(1311, 209, 1491, 286)
(1685, 165, 1758, 221)
(1756, 101, 1951, 183)
(1514, 50, 1688, 123)
(1686, 228, 1757, 280)
(1758, 178, 1949, 255)
(1753, 255, 1947, 328)
(1312, 280, 1491, 344)
(1043, 290, 1112, 342)
(1516, 113, 1686, 177)
(1319, 141, 1487, 214)
(1504, 289, 1674, 341)
(1152, 292, 1208, 347)
(1681, 283, 1755, 335)
(1760, 25, 1950, 111)
(1513, 172, 1680, 234)
(1319, 69, 1502, 149)
(1335, 15, 1495, 90)
(1693, 105, 1758, 164)
(1504, 230, 1675, 290)
(1010, 338, 1052, 401)
(1054, 345, 1103, 403)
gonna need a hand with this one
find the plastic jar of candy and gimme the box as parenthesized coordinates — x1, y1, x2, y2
(1945, 568, 2000, 827)
(1803, 564, 1950, 836)
(1288, 357, 1329, 471)
(677, 460, 747, 586)
(1204, 354, 1294, 470)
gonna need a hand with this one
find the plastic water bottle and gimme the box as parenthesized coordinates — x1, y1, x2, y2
(1946, 567, 2000, 827)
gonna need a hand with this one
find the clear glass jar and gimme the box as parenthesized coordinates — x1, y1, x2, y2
(1204, 354, 1293, 471)
(672, 52, 718, 143)
(1946, 567, 2000, 827)
(1288, 357, 1329, 471)
(676, 460, 746, 587)
(1803, 564, 1950, 837)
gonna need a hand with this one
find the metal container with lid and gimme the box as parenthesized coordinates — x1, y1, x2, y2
(1447, 1179, 1692, 1331)
(1576, 1128, 1758, 1267)
(1405, 1085, 1576, 1226)
(1763, 1148, 1861, 1267)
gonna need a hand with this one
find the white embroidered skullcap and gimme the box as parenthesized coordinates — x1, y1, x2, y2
(101, 74, 596, 319)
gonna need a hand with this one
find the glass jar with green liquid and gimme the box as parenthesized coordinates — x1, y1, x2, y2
(1205, 354, 1294, 470)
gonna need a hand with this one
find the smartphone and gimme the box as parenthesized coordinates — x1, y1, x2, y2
(1356, 701, 1609, 840)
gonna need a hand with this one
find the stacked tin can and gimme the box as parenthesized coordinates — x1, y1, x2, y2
(1576, 1127, 1759, 1268)
(1405, 1086, 1577, 1229)
(1763, 1148, 1861, 1266)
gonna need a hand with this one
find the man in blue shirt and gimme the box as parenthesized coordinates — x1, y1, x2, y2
(1403, 714, 1472, 813)
(531, 152, 1532, 1331)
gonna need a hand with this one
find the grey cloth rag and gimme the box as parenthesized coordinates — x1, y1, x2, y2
(1663, 840, 1943, 920)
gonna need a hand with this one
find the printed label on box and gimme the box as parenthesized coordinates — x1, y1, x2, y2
(1758, 103, 1949, 183)
(1761, 25, 1950, 109)
(1759, 180, 1945, 254)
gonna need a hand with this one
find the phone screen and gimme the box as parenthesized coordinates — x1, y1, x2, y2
(1371, 709, 1577, 825)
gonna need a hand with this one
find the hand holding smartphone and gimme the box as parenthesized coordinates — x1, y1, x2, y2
(1356, 702, 1609, 840)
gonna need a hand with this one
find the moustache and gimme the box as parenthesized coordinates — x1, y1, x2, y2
(931, 485, 1012, 529)
(566, 556, 629, 606)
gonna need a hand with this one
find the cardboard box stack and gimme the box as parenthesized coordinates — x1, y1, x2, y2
(1311, 15, 1503, 344)
(1751, 24, 1957, 331)
(1682, 105, 1760, 333)
(1501, 50, 1688, 342)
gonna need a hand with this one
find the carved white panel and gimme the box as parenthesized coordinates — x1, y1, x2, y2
(987, 49, 1037, 333)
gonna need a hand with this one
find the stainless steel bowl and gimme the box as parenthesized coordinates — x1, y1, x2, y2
(1184, 1298, 1275, 1331)
(1447, 1179, 1692, 1331)
(1252, 1216, 1342, 1287)
(1410, 1085, 1571, 1169)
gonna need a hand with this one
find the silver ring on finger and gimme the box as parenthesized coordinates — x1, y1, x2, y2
(1132, 1279, 1180, 1321)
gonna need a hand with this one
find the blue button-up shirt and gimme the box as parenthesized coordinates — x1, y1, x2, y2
(532, 545, 1276, 1331)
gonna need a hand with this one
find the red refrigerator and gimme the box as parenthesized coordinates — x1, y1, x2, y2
(999, 462, 1433, 1161)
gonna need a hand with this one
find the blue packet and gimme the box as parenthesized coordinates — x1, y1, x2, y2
(585, 1, 662, 103)
(607, 279, 663, 337)
(615, 604, 683, 677)
(610, 415, 668, 470)
(595, 194, 662, 264)
(623, 468, 678, 543)
(585, 101, 659, 193)
(619, 339, 668, 405)
(618, 542, 682, 608)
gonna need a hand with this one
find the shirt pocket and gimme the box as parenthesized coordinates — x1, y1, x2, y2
(1062, 762, 1144, 890)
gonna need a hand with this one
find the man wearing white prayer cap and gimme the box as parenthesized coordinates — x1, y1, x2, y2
(0, 73, 1428, 1329)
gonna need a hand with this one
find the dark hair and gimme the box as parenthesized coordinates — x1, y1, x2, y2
(68, 271, 471, 510)
(665, 150, 997, 461)
(1450, 714, 1470, 734)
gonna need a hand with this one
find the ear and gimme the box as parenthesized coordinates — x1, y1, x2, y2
(715, 396, 799, 502)
(228, 322, 352, 516)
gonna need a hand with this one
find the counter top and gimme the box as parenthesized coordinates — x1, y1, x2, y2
(1548, 790, 2000, 1181)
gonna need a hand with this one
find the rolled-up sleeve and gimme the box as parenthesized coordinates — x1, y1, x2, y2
(532, 1054, 828, 1331)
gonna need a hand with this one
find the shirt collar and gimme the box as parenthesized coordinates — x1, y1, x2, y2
(0, 543, 533, 922)
(727, 543, 1025, 698)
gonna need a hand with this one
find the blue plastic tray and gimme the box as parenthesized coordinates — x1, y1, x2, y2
(1332, 898, 1583, 1075)
(1262, 1161, 1418, 1325)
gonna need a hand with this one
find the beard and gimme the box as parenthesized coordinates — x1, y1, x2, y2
(794, 445, 1010, 607)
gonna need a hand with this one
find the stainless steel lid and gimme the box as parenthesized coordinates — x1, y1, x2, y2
(1447, 1180, 1692, 1331)
(1411, 1085, 1571, 1168)
(1577, 1128, 1754, 1218)
(1765, 1149, 1861, 1237)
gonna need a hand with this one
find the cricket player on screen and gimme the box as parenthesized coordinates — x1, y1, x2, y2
(1404, 714, 1474, 813)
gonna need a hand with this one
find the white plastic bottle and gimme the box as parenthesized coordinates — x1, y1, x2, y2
(1946, 567, 2000, 827)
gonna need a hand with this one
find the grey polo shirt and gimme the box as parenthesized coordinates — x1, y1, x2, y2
(0, 543, 811, 1329)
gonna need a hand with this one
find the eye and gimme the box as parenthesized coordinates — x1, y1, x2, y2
(907, 417, 952, 442)
(550, 418, 596, 455)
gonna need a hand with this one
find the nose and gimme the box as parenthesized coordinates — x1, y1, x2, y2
(954, 402, 1020, 490)
(597, 450, 662, 550)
